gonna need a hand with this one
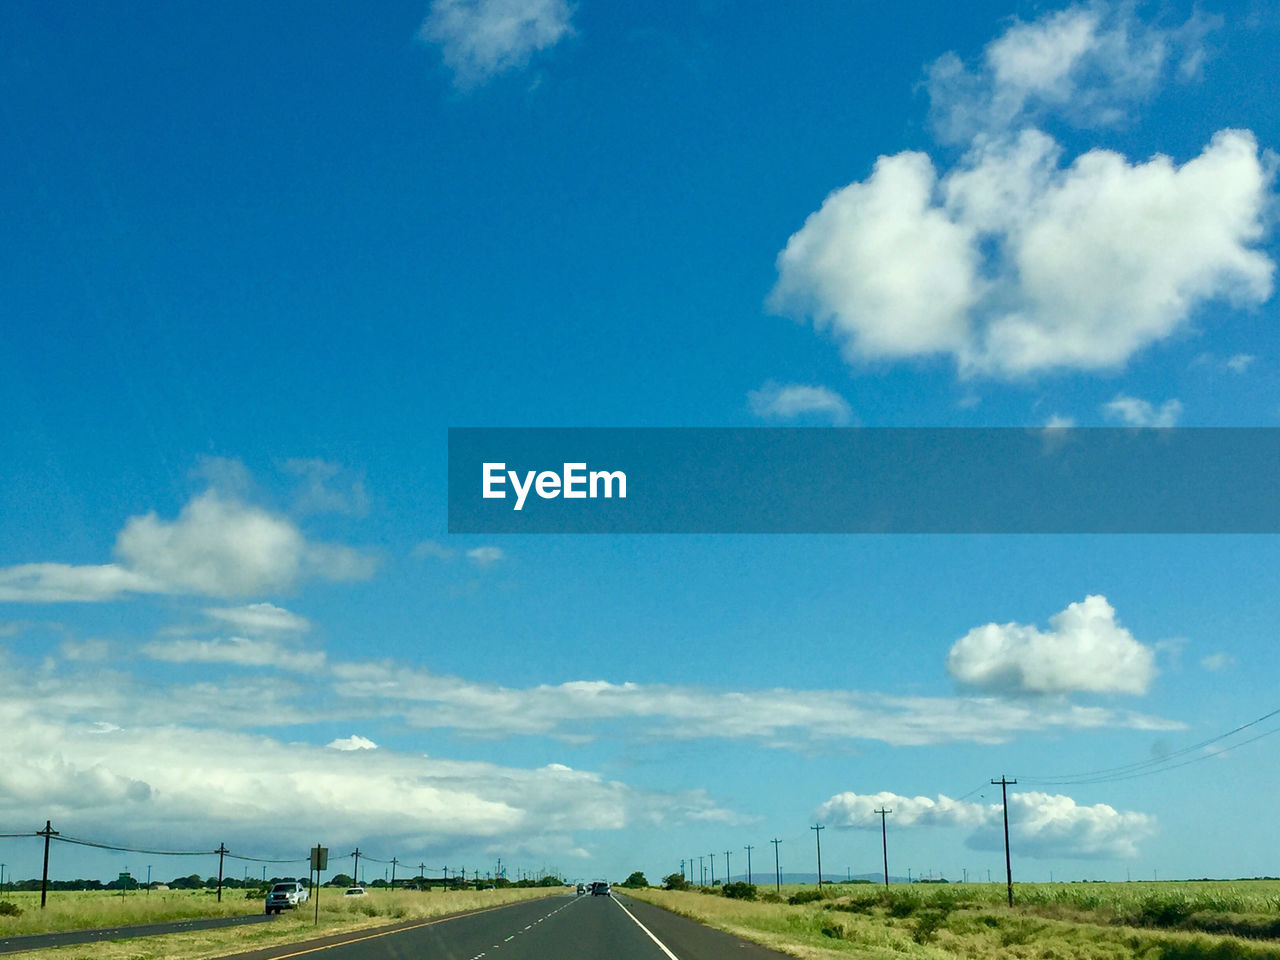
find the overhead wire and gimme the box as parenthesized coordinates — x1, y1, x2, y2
(1016, 705, 1280, 786)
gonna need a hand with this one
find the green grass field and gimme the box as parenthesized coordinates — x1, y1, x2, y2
(627, 880, 1280, 960)
(0, 886, 565, 960)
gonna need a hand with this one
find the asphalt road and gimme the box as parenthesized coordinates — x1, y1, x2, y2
(219, 892, 793, 960)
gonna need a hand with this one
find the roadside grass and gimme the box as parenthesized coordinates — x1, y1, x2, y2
(626, 881, 1280, 960)
(0, 890, 251, 937)
(0, 887, 564, 960)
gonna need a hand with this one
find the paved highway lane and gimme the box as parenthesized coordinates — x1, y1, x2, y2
(220, 892, 793, 960)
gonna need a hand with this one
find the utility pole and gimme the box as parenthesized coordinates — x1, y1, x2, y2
(216, 844, 228, 902)
(724, 850, 731, 884)
(710, 852, 715, 886)
(811, 824, 824, 887)
(419, 864, 426, 889)
(443, 865, 449, 890)
(38, 820, 58, 909)
(147, 865, 152, 895)
(680, 859, 686, 883)
(698, 856, 704, 886)
(391, 858, 398, 889)
(744, 845, 753, 886)
(351, 848, 362, 886)
(992, 776, 1017, 906)
(771, 838, 782, 893)
(875, 807, 892, 888)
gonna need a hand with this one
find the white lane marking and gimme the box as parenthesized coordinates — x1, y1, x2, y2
(612, 897, 682, 960)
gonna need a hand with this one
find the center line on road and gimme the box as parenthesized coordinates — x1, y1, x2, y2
(612, 897, 682, 960)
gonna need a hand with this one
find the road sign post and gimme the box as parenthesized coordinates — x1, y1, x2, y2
(311, 845, 328, 924)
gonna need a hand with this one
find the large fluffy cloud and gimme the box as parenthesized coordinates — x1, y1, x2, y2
(771, 3, 1273, 379)
(772, 129, 1273, 378)
(947, 595, 1157, 696)
(770, 151, 982, 362)
(115, 491, 373, 597)
(0, 492, 375, 603)
(419, 0, 573, 88)
(818, 789, 1155, 859)
(0, 673, 740, 857)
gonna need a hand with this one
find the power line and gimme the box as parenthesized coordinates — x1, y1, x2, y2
(1018, 706, 1280, 785)
(53, 835, 210, 857)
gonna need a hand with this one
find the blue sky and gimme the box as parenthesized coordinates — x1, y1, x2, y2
(1, 0, 1278, 887)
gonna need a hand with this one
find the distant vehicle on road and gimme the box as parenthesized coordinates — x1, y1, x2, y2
(343, 886, 367, 897)
(590, 881, 610, 896)
(576, 883, 585, 894)
(265, 881, 309, 914)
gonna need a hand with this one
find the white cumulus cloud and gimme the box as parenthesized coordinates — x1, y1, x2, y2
(116, 491, 375, 597)
(420, 0, 573, 88)
(0, 677, 740, 856)
(748, 381, 854, 425)
(946, 595, 1157, 696)
(771, 3, 1272, 380)
(205, 603, 311, 635)
(926, 2, 1212, 143)
(327, 735, 378, 751)
(1102, 395, 1183, 427)
(817, 788, 1155, 859)
(772, 129, 1274, 378)
(0, 490, 378, 604)
(466, 546, 505, 566)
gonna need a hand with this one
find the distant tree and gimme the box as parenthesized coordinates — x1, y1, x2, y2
(620, 871, 649, 888)
(662, 873, 689, 891)
(329, 874, 354, 887)
(721, 882, 757, 900)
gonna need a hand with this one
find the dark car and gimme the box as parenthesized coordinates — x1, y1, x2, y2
(590, 881, 610, 896)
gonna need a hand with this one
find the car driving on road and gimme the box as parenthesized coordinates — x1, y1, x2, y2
(265, 881, 309, 914)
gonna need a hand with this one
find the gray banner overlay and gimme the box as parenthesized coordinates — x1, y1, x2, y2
(448, 428, 1279, 534)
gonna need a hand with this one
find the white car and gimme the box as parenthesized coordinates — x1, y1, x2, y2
(265, 881, 309, 914)
(343, 886, 367, 897)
